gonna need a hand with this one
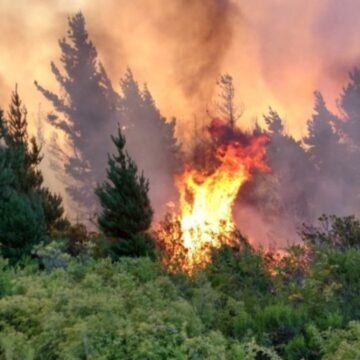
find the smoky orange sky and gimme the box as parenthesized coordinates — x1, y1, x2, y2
(1, 0, 360, 143)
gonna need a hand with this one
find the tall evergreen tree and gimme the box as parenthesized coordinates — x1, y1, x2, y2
(307, 74, 360, 214)
(0, 185, 46, 262)
(240, 109, 315, 223)
(5, 86, 43, 193)
(0, 87, 65, 235)
(39, 187, 67, 232)
(119, 69, 182, 217)
(96, 127, 154, 257)
(304, 92, 344, 175)
(337, 69, 360, 211)
(0, 112, 15, 190)
(264, 109, 315, 220)
(338, 68, 360, 146)
(216, 74, 241, 128)
(35, 12, 120, 213)
(0, 100, 46, 262)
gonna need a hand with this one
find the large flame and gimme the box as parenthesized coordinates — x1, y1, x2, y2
(158, 120, 270, 273)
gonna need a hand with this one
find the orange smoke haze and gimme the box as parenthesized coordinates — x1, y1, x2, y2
(1, 0, 360, 133)
(1, 0, 360, 187)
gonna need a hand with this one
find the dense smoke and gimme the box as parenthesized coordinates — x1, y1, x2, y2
(236, 85, 360, 248)
(3, 0, 360, 138)
(154, 0, 236, 105)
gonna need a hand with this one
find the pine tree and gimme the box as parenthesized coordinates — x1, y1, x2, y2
(265, 109, 315, 220)
(337, 68, 360, 203)
(5, 86, 43, 192)
(216, 74, 242, 128)
(304, 92, 344, 175)
(0, 109, 46, 262)
(240, 109, 315, 223)
(119, 69, 182, 216)
(35, 12, 120, 213)
(264, 108, 284, 135)
(304, 90, 360, 214)
(0, 186, 46, 263)
(0, 87, 66, 235)
(39, 187, 68, 231)
(0, 118, 15, 192)
(338, 68, 360, 146)
(96, 127, 154, 257)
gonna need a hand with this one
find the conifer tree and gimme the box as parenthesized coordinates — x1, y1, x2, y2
(304, 92, 345, 175)
(265, 109, 315, 220)
(96, 127, 154, 257)
(0, 187, 46, 263)
(0, 87, 66, 235)
(35, 12, 120, 213)
(338, 68, 360, 146)
(119, 69, 182, 216)
(339, 70, 360, 207)
(240, 109, 315, 223)
(337, 69, 360, 199)
(39, 187, 68, 231)
(216, 74, 242, 128)
(0, 107, 46, 262)
(0, 112, 15, 190)
(5, 86, 43, 192)
(304, 90, 360, 214)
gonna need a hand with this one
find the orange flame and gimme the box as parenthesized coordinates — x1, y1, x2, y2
(158, 124, 270, 274)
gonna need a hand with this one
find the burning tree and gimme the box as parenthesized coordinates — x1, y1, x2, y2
(157, 119, 270, 273)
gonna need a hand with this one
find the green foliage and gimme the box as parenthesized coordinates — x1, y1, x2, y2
(303, 214, 360, 250)
(96, 127, 154, 258)
(321, 322, 360, 360)
(3, 86, 43, 193)
(0, 258, 267, 359)
(39, 187, 68, 232)
(0, 190, 46, 263)
(0, 257, 11, 298)
(0, 326, 35, 360)
(0, 214, 359, 359)
(98, 232, 156, 259)
(48, 223, 102, 261)
(205, 238, 272, 302)
(32, 241, 71, 271)
(255, 303, 306, 350)
(0, 87, 66, 263)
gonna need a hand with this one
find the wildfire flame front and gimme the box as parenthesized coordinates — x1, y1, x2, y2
(159, 119, 270, 274)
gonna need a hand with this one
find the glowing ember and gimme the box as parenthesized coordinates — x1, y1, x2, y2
(158, 119, 270, 273)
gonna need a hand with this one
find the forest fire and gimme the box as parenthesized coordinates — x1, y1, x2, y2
(158, 119, 270, 274)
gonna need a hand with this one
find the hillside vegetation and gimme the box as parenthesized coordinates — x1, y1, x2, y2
(0, 215, 360, 359)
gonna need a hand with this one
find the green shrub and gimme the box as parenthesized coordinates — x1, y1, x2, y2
(321, 321, 360, 360)
(0, 191, 46, 263)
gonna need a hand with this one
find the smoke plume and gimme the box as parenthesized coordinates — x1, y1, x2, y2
(2, 0, 360, 137)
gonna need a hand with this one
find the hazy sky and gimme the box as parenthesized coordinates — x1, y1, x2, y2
(1, 0, 360, 139)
